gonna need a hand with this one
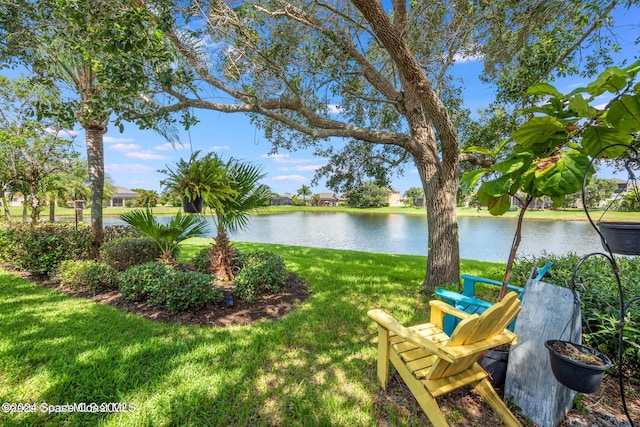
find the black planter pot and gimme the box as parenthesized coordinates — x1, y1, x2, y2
(598, 221, 640, 255)
(479, 349, 509, 388)
(545, 340, 612, 394)
(183, 196, 203, 214)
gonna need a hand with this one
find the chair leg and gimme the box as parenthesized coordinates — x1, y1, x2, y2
(474, 378, 522, 427)
(376, 326, 390, 390)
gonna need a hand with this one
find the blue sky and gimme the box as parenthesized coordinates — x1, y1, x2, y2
(14, 5, 640, 196)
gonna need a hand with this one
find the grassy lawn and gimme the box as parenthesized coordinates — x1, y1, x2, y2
(0, 241, 505, 426)
(7, 203, 640, 222)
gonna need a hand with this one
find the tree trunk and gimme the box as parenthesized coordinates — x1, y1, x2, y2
(86, 125, 106, 258)
(1, 193, 12, 221)
(416, 159, 461, 293)
(49, 195, 55, 223)
(209, 228, 236, 283)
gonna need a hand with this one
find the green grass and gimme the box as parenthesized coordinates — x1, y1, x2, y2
(8, 204, 640, 222)
(0, 241, 505, 426)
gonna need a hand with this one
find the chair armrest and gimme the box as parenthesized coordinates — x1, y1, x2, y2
(367, 309, 455, 363)
(428, 298, 475, 329)
(434, 289, 493, 309)
(461, 274, 524, 296)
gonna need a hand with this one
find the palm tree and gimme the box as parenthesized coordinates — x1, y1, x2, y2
(297, 184, 312, 205)
(208, 159, 272, 281)
(120, 208, 210, 263)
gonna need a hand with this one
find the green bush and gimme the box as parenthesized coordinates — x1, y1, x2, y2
(514, 253, 640, 369)
(118, 262, 169, 303)
(153, 270, 224, 312)
(103, 225, 142, 242)
(234, 251, 287, 302)
(118, 262, 222, 312)
(53, 260, 118, 293)
(101, 237, 162, 271)
(0, 222, 92, 275)
(189, 248, 211, 274)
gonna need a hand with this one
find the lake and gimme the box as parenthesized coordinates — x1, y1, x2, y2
(101, 211, 603, 262)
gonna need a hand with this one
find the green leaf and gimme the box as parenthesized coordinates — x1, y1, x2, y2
(568, 95, 596, 118)
(527, 82, 563, 98)
(581, 126, 632, 158)
(586, 67, 629, 96)
(491, 155, 531, 174)
(479, 175, 511, 197)
(462, 145, 494, 156)
(460, 169, 488, 192)
(488, 194, 512, 216)
(606, 94, 640, 133)
(512, 116, 566, 149)
(534, 150, 591, 196)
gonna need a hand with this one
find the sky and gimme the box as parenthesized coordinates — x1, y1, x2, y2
(13, 4, 640, 196)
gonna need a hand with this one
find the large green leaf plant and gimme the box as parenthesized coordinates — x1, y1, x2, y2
(463, 61, 640, 299)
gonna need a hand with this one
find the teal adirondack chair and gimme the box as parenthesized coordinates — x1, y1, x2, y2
(434, 262, 552, 335)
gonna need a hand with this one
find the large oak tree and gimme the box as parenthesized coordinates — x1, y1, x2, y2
(145, 0, 623, 291)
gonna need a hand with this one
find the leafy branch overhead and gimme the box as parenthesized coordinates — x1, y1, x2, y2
(463, 61, 640, 215)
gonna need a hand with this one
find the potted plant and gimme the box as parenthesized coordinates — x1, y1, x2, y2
(544, 340, 612, 394)
(159, 151, 237, 214)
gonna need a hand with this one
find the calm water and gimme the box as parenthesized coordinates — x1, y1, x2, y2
(101, 211, 603, 262)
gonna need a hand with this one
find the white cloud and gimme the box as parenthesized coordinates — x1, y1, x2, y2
(104, 136, 136, 144)
(109, 143, 141, 152)
(327, 104, 345, 114)
(208, 145, 230, 151)
(155, 142, 188, 151)
(106, 163, 157, 174)
(269, 175, 308, 183)
(262, 153, 320, 164)
(279, 164, 322, 172)
(44, 127, 79, 138)
(453, 52, 483, 63)
(126, 152, 169, 160)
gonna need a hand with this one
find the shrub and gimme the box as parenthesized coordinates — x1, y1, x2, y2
(153, 271, 224, 312)
(189, 248, 212, 274)
(0, 222, 92, 275)
(103, 225, 142, 242)
(234, 251, 287, 302)
(118, 262, 223, 312)
(514, 253, 640, 369)
(101, 237, 162, 271)
(118, 262, 170, 302)
(54, 260, 118, 293)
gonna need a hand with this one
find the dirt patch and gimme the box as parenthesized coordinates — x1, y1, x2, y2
(9, 269, 310, 327)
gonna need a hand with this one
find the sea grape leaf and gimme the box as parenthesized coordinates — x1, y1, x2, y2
(581, 126, 632, 158)
(586, 67, 628, 96)
(513, 116, 566, 149)
(534, 150, 591, 196)
(606, 94, 640, 133)
(460, 168, 488, 193)
(527, 82, 563, 99)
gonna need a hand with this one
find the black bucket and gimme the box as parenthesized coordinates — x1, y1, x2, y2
(479, 349, 509, 387)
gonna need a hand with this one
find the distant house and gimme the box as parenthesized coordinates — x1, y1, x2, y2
(317, 192, 345, 206)
(271, 193, 293, 206)
(387, 190, 404, 207)
(108, 187, 138, 207)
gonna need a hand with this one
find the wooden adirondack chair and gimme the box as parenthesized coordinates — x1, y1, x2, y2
(368, 291, 522, 427)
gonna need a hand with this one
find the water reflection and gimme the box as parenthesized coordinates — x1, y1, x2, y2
(99, 211, 603, 262)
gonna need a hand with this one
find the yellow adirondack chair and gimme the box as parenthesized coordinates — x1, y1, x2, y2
(368, 291, 522, 427)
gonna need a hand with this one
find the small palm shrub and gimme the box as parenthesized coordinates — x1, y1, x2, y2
(53, 260, 118, 293)
(101, 237, 163, 271)
(0, 222, 91, 274)
(234, 251, 287, 302)
(118, 262, 223, 312)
